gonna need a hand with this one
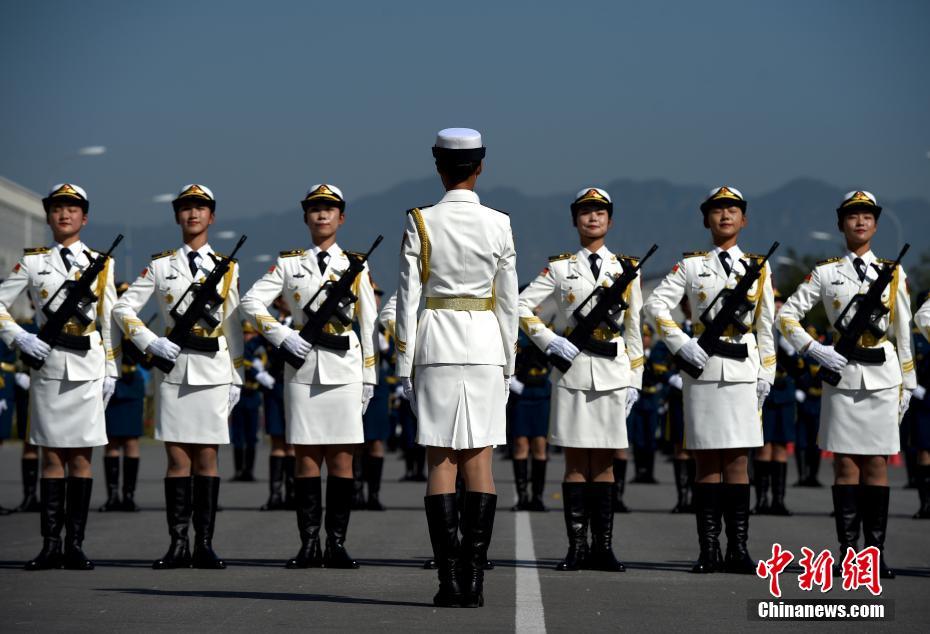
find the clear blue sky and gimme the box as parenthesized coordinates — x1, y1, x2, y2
(2, 0, 928, 224)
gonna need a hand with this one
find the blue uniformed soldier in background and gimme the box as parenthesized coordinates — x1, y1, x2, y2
(794, 325, 824, 487)
(230, 321, 264, 482)
(11, 314, 42, 513)
(0, 322, 15, 514)
(754, 288, 799, 515)
(663, 295, 695, 514)
(358, 285, 391, 511)
(99, 281, 147, 513)
(257, 296, 293, 510)
(628, 324, 667, 486)
(907, 290, 930, 518)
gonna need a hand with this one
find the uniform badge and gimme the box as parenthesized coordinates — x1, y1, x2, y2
(833, 299, 842, 310)
(566, 292, 576, 304)
(140, 267, 148, 278)
(166, 294, 174, 304)
(294, 292, 301, 302)
(267, 264, 276, 274)
(671, 264, 680, 274)
(12, 263, 20, 273)
(40, 288, 48, 299)
(698, 291, 707, 302)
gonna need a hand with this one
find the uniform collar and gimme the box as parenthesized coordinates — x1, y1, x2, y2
(51, 240, 85, 275)
(710, 244, 744, 261)
(844, 250, 875, 267)
(579, 245, 611, 260)
(439, 189, 480, 205)
(181, 243, 213, 258)
(309, 243, 340, 258)
(54, 240, 84, 255)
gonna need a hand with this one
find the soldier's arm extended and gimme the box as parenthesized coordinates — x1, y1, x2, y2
(0, 257, 31, 346)
(623, 269, 645, 390)
(222, 262, 244, 384)
(112, 262, 159, 353)
(395, 213, 422, 378)
(99, 254, 120, 377)
(493, 223, 519, 377)
(916, 297, 930, 341)
(240, 258, 291, 347)
(517, 265, 559, 353)
(643, 260, 690, 354)
(379, 292, 397, 337)
(776, 268, 821, 353)
(754, 261, 777, 384)
(890, 267, 916, 390)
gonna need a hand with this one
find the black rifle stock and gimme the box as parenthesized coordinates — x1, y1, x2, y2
(819, 243, 909, 387)
(676, 241, 779, 379)
(548, 244, 658, 373)
(282, 235, 383, 369)
(22, 234, 124, 370)
(143, 235, 247, 373)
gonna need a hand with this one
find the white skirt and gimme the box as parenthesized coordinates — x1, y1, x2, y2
(683, 379, 762, 450)
(28, 377, 107, 448)
(549, 385, 629, 449)
(820, 385, 899, 455)
(157, 381, 230, 445)
(284, 382, 364, 446)
(415, 364, 506, 450)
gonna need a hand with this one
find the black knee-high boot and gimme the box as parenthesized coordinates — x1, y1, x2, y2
(831, 484, 861, 565)
(460, 492, 496, 607)
(231, 447, 244, 481)
(63, 477, 94, 570)
(806, 447, 823, 487)
(191, 475, 225, 569)
(240, 445, 256, 482)
(283, 455, 296, 510)
(915, 464, 930, 519)
(15, 457, 41, 513)
(98, 456, 121, 512)
(24, 478, 66, 570)
(556, 482, 588, 571)
(121, 457, 140, 512)
(286, 477, 323, 568)
(722, 483, 754, 574)
(691, 483, 723, 574)
(860, 485, 895, 579)
(612, 458, 629, 513)
(752, 460, 771, 514)
(323, 476, 359, 568)
(510, 459, 529, 511)
(261, 455, 286, 510)
(351, 455, 366, 510)
(586, 482, 625, 571)
(769, 462, 792, 516)
(365, 455, 386, 511)
(153, 477, 193, 569)
(529, 458, 548, 511)
(671, 459, 690, 513)
(425, 494, 463, 607)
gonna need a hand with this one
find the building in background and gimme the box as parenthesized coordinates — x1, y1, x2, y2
(0, 176, 45, 274)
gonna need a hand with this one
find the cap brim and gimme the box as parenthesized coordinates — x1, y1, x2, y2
(700, 198, 746, 212)
(432, 146, 486, 162)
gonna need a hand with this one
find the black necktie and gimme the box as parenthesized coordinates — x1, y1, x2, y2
(589, 253, 601, 280)
(853, 257, 866, 282)
(317, 251, 329, 275)
(60, 247, 72, 272)
(187, 251, 200, 277)
(719, 251, 732, 277)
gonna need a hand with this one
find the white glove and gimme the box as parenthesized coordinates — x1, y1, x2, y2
(546, 336, 580, 362)
(625, 388, 640, 418)
(146, 337, 181, 361)
(282, 332, 312, 359)
(668, 373, 683, 390)
(504, 376, 512, 399)
(0, 399, 7, 415)
(900, 389, 913, 421)
(251, 358, 265, 373)
(913, 385, 926, 401)
(795, 389, 806, 403)
(228, 385, 241, 411)
(14, 331, 50, 361)
(403, 377, 417, 411)
(255, 370, 275, 389)
(15, 372, 30, 391)
(756, 379, 771, 410)
(509, 376, 525, 395)
(362, 384, 375, 414)
(678, 338, 709, 370)
(102, 377, 117, 407)
(806, 341, 847, 373)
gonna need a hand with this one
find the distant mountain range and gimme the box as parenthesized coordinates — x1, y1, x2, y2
(79, 177, 929, 295)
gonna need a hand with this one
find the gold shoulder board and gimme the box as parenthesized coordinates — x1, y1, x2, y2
(279, 249, 304, 258)
(151, 249, 175, 260)
(816, 257, 841, 266)
(682, 251, 708, 258)
(406, 205, 433, 214)
(23, 246, 49, 255)
(548, 253, 573, 262)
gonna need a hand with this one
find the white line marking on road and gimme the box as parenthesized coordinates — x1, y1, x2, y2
(515, 512, 546, 633)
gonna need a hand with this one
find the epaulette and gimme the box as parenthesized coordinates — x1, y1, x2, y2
(548, 253, 573, 262)
(617, 254, 640, 265)
(344, 250, 365, 259)
(486, 206, 509, 216)
(214, 252, 237, 263)
(682, 251, 707, 258)
(406, 205, 433, 214)
(279, 249, 304, 258)
(743, 253, 765, 261)
(816, 257, 841, 266)
(23, 246, 49, 255)
(876, 258, 895, 266)
(151, 249, 175, 260)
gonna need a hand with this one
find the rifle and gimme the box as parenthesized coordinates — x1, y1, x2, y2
(819, 243, 909, 387)
(22, 234, 124, 370)
(282, 235, 383, 369)
(143, 235, 247, 373)
(548, 244, 658, 373)
(676, 241, 779, 379)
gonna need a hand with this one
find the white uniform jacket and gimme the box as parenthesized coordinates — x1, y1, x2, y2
(643, 246, 776, 384)
(240, 243, 377, 386)
(0, 242, 118, 381)
(518, 246, 644, 392)
(395, 189, 518, 377)
(777, 251, 915, 391)
(914, 296, 930, 341)
(112, 244, 243, 386)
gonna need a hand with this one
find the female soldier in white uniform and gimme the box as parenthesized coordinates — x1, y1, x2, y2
(644, 186, 775, 575)
(517, 187, 643, 572)
(777, 190, 915, 578)
(113, 184, 243, 570)
(241, 184, 377, 570)
(395, 129, 518, 608)
(0, 183, 118, 570)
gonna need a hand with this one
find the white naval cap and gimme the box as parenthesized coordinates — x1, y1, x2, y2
(301, 183, 345, 210)
(700, 185, 747, 213)
(432, 128, 486, 162)
(837, 190, 882, 216)
(43, 183, 89, 212)
(172, 184, 216, 212)
(571, 187, 614, 216)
